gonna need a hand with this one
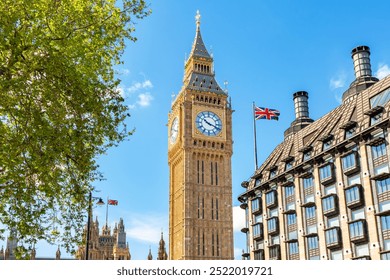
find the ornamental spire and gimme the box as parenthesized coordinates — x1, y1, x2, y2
(195, 10, 201, 29)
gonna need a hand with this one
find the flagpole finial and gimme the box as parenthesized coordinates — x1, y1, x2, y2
(195, 10, 201, 29)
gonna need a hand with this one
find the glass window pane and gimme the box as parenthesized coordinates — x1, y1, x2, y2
(351, 208, 365, 220)
(327, 217, 339, 227)
(356, 244, 369, 256)
(330, 250, 343, 260)
(348, 174, 361, 186)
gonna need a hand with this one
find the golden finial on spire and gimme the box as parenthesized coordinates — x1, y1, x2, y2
(195, 10, 201, 28)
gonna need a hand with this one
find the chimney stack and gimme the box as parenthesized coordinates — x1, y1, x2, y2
(351, 46, 372, 79)
(293, 91, 310, 120)
(284, 91, 314, 138)
(342, 45, 378, 103)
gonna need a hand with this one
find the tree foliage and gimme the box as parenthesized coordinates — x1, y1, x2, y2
(0, 0, 150, 258)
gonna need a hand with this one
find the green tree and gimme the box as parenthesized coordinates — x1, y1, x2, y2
(0, 0, 150, 258)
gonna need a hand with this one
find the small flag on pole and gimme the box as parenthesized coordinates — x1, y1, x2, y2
(107, 199, 118, 205)
(254, 106, 280, 121)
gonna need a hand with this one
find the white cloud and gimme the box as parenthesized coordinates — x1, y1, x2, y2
(128, 80, 153, 94)
(137, 93, 153, 107)
(376, 63, 390, 80)
(329, 74, 346, 90)
(125, 213, 167, 244)
(233, 205, 246, 232)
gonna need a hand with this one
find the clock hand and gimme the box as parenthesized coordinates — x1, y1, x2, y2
(204, 119, 219, 129)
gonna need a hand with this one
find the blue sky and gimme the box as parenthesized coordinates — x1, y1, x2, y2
(3, 0, 390, 260)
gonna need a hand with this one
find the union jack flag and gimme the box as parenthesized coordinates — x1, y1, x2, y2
(108, 199, 118, 206)
(254, 106, 280, 121)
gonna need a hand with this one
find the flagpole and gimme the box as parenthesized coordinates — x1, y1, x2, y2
(253, 102, 258, 171)
(106, 196, 109, 226)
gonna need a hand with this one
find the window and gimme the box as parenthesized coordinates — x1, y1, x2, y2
(327, 216, 339, 228)
(324, 184, 336, 195)
(303, 177, 314, 189)
(342, 152, 359, 174)
(319, 164, 334, 184)
(355, 243, 369, 257)
(330, 250, 343, 260)
(370, 87, 390, 108)
(288, 231, 298, 240)
(284, 185, 295, 197)
(251, 198, 261, 214)
(253, 249, 264, 260)
(345, 185, 364, 208)
(267, 217, 279, 235)
(322, 194, 338, 216)
(288, 242, 299, 257)
(372, 142, 387, 159)
(285, 160, 293, 171)
(349, 220, 367, 242)
(252, 223, 263, 240)
(371, 113, 383, 125)
(269, 168, 277, 179)
(304, 194, 315, 203)
(381, 215, 390, 231)
(254, 213, 262, 223)
(287, 213, 297, 226)
(381, 252, 390, 260)
(323, 139, 333, 151)
(307, 236, 319, 250)
(325, 227, 341, 248)
(305, 206, 316, 219)
(380, 201, 390, 212)
(269, 245, 281, 260)
(347, 174, 361, 186)
(303, 151, 311, 161)
(351, 208, 365, 220)
(376, 178, 390, 194)
(345, 127, 356, 139)
(265, 190, 277, 208)
(306, 224, 317, 234)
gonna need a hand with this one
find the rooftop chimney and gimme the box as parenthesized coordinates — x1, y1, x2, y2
(284, 91, 314, 138)
(293, 91, 310, 119)
(342, 45, 378, 103)
(351, 46, 372, 79)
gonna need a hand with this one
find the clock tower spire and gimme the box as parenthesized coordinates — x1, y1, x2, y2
(168, 11, 234, 260)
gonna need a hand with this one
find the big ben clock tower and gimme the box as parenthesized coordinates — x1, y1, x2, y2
(168, 11, 234, 260)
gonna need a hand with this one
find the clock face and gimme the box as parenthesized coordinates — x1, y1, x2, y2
(196, 111, 222, 136)
(170, 117, 179, 143)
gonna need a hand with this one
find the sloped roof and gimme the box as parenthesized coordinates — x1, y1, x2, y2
(253, 75, 390, 181)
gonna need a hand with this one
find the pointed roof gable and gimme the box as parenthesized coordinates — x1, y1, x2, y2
(182, 11, 226, 95)
(189, 11, 212, 59)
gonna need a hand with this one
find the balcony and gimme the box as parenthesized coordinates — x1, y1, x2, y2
(319, 163, 335, 185)
(341, 152, 360, 176)
(352, 255, 371, 260)
(267, 217, 279, 236)
(345, 184, 364, 209)
(268, 244, 281, 260)
(348, 219, 368, 243)
(265, 190, 278, 209)
(325, 227, 342, 249)
(252, 223, 264, 240)
(321, 194, 339, 217)
(253, 249, 265, 260)
(240, 202, 248, 210)
(240, 227, 249, 234)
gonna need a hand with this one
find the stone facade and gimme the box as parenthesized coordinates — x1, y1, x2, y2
(168, 11, 234, 260)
